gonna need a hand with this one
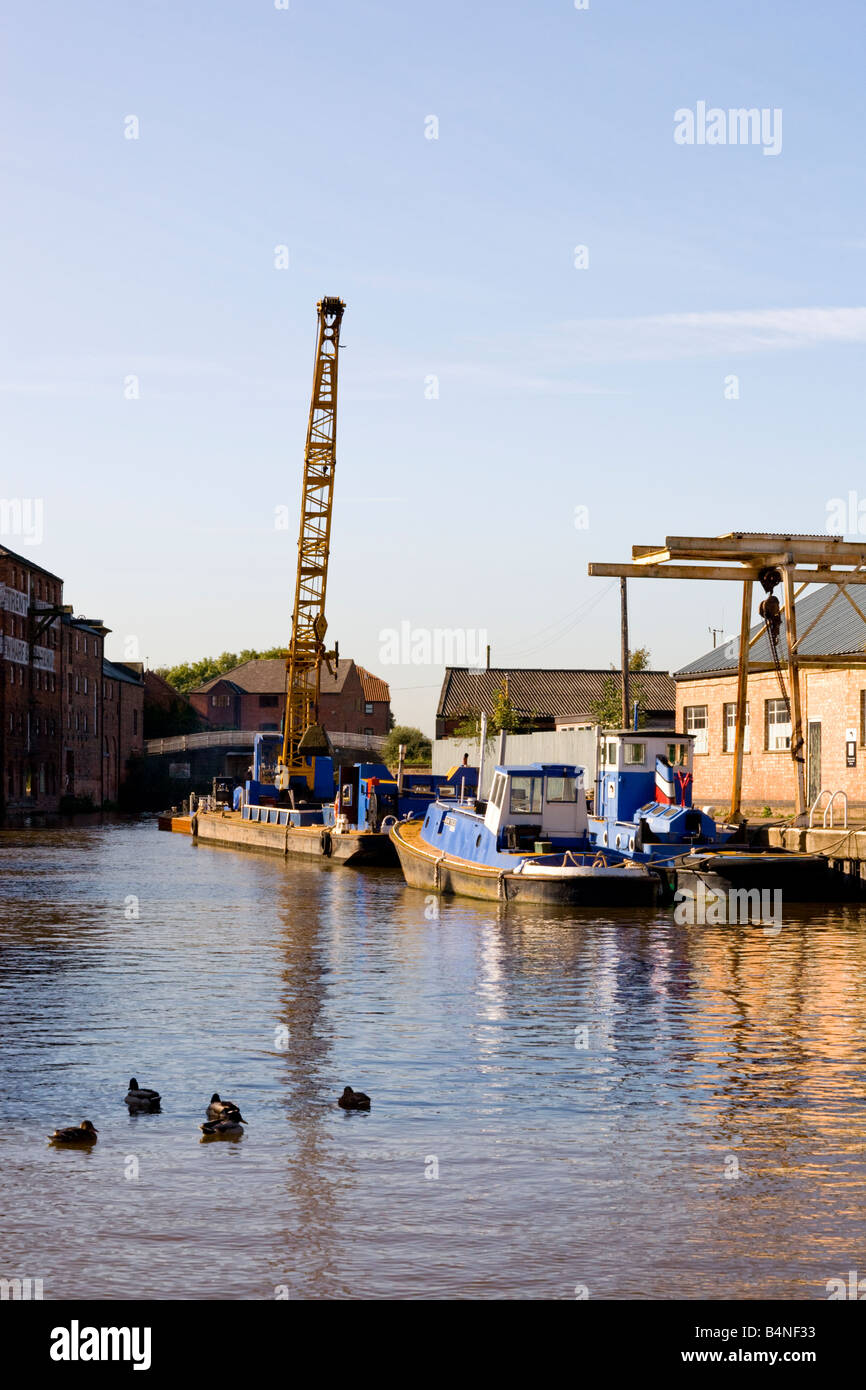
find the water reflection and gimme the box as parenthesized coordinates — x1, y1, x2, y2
(1, 824, 866, 1298)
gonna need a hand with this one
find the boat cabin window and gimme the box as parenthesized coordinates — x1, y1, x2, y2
(623, 742, 646, 766)
(600, 741, 618, 766)
(546, 775, 579, 803)
(509, 775, 542, 815)
(489, 772, 507, 809)
(666, 743, 688, 766)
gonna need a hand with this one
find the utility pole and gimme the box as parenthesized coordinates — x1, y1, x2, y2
(620, 577, 630, 728)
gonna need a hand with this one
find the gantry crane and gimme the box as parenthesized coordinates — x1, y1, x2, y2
(275, 297, 345, 794)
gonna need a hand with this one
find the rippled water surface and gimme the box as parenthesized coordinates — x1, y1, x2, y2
(2, 819, 866, 1300)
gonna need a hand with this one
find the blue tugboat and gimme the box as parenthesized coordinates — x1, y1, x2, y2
(588, 729, 863, 902)
(390, 762, 659, 905)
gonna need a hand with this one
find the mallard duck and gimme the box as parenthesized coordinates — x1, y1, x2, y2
(49, 1120, 98, 1144)
(338, 1086, 371, 1111)
(206, 1092, 243, 1121)
(125, 1077, 161, 1109)
(200, 1114, 246, 1138)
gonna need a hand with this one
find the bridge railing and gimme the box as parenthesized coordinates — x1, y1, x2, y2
(146, 729, 387, 756)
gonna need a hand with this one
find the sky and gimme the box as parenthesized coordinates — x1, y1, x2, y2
(3, 0, 866, 733)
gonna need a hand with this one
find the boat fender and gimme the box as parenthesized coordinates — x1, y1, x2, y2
(189, 815, 198, 837)
(367, 792, 378, 831)
(320, 829, 333, 858)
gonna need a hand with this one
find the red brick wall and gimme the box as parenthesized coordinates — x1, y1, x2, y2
(192, 664, 391, 736)
(1, 554, 63, 812)
(62, 622, 104, 803)
(103, 671, 145, 801)
(676, 668, 866, 812)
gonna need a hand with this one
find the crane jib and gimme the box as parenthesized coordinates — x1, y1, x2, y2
(277, 298, 345, 787)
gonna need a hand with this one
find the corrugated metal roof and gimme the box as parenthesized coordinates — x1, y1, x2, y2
(675, 583, 866, 678)
(437, 667, 676, 719)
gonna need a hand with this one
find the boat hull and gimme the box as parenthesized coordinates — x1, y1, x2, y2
(675, 851, 866, 902)
(191, 810, 395, 866)
(390, 820, 658, 906)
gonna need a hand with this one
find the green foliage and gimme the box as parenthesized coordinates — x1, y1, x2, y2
(155, 648, 287, 695)
(383, 725, 432, 767)
(589, 649, 652, 729)
(453, 680, 532, 741)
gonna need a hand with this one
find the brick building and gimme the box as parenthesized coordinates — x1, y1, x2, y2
(0, 547, 63, 812)
(189, 658, 391, 737)
(435, 667, 676, 738)
(103, 659, 146, 801)
(675, 584, 866, 813)
(0, 543, 144, 816)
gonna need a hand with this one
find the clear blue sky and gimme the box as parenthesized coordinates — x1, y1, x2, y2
(4, 1, 865, 731)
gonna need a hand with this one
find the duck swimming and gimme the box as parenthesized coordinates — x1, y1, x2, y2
(338, 1086, 371, 1111)
(125, 1077, 161, 1109)
(207, 1093, 243, 1121)
(49, 1120, 98, 1145)
(200, 1114, 247, 1138)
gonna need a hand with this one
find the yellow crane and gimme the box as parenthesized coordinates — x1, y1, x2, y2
(275, 296, 345, 793)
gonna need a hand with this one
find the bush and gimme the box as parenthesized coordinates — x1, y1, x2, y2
(383, 725, 432, 767)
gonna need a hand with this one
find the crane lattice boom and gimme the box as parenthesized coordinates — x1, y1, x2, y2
(279, 296, 345, 776)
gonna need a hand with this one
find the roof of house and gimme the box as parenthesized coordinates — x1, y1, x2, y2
(103, 658, 145, 686)
(193, 657, 356, 696)
(437, 667, 676, 720)
(0, 543, 64, 584)
(675, 583, 866, 679)
(144, 669, 188, 701)
(357, 666, 390, 702)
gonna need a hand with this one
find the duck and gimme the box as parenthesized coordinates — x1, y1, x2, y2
(338, 1086, 371, 1111)
(206, 1092, 243, 1121)
(200, 1114, 247, 1138)
(125, 1077, 161, 1109)
(49, 1120, 98, 1145)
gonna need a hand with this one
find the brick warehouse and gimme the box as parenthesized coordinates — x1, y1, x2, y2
(675, 583, 866, 813)
(189, 657, 391, 738)
(0, 544, 144, 816)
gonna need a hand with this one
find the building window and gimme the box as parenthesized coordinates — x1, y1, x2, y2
(765, 698, 791, 751)
(364, 727, 373, 736)
(259, 695, 279, 707)
(83, 677, 88, 694)
(365, 701, 374, 715)
(211, 694, 231, 708)
(723, 702, 750, 753)
(133, 709, 138, 734)
(75, 675, 79, 693)
(860, 690, 866, 747)
(685, 705, 708, 754)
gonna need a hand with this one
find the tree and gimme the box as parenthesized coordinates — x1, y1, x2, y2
(452, 679, 531, 741)
(155, 647, 288, 695)
(589, 647, 652, 729)
(383, 725, 432, 767)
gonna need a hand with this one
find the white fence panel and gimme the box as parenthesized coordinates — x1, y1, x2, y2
(433, 729, 599, 797)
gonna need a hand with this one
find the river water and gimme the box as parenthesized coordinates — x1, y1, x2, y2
(1, 819, 865, 1300)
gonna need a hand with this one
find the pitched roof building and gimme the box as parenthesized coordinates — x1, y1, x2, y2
(673, 583, 866, 811)
(189, 657, 391, 737)
(435, 667, 676, 738)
